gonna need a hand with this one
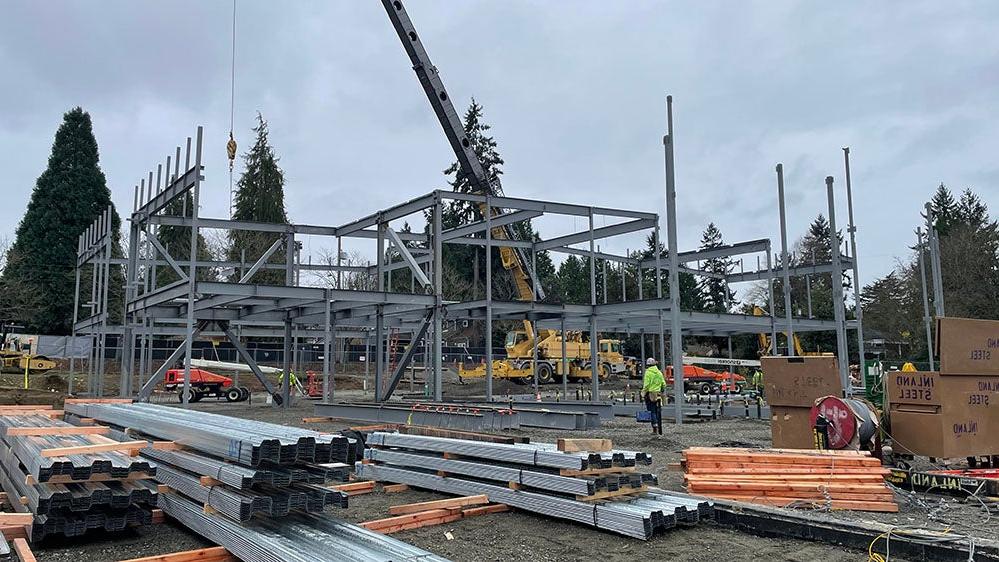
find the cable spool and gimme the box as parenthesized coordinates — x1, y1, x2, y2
(810, 395, 880, 451)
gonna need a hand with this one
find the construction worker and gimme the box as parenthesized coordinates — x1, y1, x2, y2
(641, 357, 665, 435)
(751, 369, 764, 398)
(278, 371, 301, 395)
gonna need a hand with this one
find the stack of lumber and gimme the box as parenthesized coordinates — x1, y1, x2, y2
(356, 432, 714, 539)
(0, 406, 158, 541)
(681, 447, 897, 513)
(360, 494, 510, 534)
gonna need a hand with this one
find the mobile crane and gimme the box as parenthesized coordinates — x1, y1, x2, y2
(381, 0, 626, 384)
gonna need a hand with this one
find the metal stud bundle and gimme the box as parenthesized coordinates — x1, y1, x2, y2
(358, 432, 712, 540)
(0, 411, 158, 541)
(65, 402, 424, 560)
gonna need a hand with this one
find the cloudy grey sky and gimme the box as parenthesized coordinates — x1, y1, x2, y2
(2, 1, 997, 291)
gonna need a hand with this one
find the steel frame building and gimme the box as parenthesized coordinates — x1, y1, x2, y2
(71, 124, 861, 419)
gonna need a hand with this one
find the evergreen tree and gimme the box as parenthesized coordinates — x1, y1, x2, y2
(228, 114, 289, 285)
(1, 108, 122, 334)
(698, 222, 736, 312)
(435, 100, 556, 303)
(930, 183, 957, 235)
(641, 233, 704, 310)
(155, 193, 214, 285)
(555, 255, 590, 303)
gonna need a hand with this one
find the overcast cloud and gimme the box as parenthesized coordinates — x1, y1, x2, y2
(2, 1, 998, 292)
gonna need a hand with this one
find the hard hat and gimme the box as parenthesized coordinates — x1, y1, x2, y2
(646, 357, 657, 366)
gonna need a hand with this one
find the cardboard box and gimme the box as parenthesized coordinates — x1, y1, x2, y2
(761, 356, 843, 408)
(937, 317, 999, 375)
(887, 372, 999, 458)
(770, 405, 817, 449)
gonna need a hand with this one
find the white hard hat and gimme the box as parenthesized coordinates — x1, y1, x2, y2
(646, 357, 657, 366)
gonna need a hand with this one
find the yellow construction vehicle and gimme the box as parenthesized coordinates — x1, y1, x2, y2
(0, 323, 55, 374)
(753, 306, 831, 356)
(459, 328, 628, 384)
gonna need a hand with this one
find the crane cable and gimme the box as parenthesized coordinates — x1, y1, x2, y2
(226, 0, 238, 216)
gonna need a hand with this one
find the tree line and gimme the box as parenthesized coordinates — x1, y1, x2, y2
(4, 104, 993, 369)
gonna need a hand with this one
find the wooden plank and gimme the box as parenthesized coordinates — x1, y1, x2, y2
(151, 509, 165, 525)
(6, 426, 109, 436)
(150, 441, 182, 450)
(0, 410, 63, 418)
(684, 465, 890, 475)
(360, 508, 455, 530)
(365, 511, 464, 534)
(560, 465, 637, 477)
(118, 546, 237, 562)
(0, 524, 28, 541)
(684, 480, 886, 494)
(330, 481, 375, 493)
(0, 513, 32, 526)
(388, 494, 489, 516)
(40, 440, 147, 457)
(462, 503, 510, 517)
(557, 438, 612, 453)
(577, 486, 648, 502)
(0, 405, 53, 410)
(382, 484, 410, 493)
(301, 417, 333, 423)
(199, 476, 223, 487)
(684, 473, 887, 482)
(12, 537, 36, 562)
(78, 417, 96, 425)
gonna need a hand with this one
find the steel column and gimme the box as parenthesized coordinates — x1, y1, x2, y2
(664, 96, 684, 425)
(916, 229, 935, 370)
(843, 148, 865, 368)
(826, 176, 850, 394)
(776, 163, 793, 356)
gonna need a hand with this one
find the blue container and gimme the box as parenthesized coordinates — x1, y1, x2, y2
(635, 411, 652, 422)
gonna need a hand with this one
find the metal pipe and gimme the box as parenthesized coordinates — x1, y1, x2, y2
(776, 163, 793, 356)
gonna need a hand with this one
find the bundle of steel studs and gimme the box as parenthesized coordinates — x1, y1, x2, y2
(357, 432, 714, 539)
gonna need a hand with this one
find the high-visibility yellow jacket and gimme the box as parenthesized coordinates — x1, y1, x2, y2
(642, 366, 666, 394)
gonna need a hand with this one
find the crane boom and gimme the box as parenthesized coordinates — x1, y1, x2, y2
(380, 0, 544, 308)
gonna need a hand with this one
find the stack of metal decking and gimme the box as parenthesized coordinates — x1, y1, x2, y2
(0, 411, 158, 541)
(63, 402, 355, 525)
(356, 432, 713, 540)
(63, 402, 444, 562)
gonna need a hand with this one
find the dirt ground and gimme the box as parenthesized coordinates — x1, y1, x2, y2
(29, 383, 998, 562)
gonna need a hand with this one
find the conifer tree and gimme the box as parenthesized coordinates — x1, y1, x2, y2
(698, 222, 736, 312)
(228, 114, 289, 285)
(1, 108, 122, 334)
(930, 183, 957, 235)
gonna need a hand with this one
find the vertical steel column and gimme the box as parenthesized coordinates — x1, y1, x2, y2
(97, 208, 111, 397)
(87, 225, 97, 394)
(69, 232, 82, 396)
(336, 237, 343, 289)
(766, 245, 778, 353)
(560, 315, 568, 398)
(776, 163, 794, 356)
(432, 193, 444, 402)
(485, 196, 493, 401)
(925, 203, 945, 317)
(664, 95, 684, 424)
(826, 176, 850, 394)
(282, 230, 295, 409)
(531, 241, 539, 395)
(282, 319, 292, 407)
(588, 209, 599, 400)
(375, 221, 385, 401)
(843, 148, 865, 369)
(181, 132, 202, 406)
(622, 253, 628, 302)
(654, 225, 666, 368)
(323, 290, 332, 402)
(601, 253, 607, 304)
(916, 229, 935, 370)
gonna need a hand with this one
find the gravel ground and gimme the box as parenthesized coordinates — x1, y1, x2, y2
(30, 382, 996, 562)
